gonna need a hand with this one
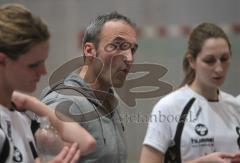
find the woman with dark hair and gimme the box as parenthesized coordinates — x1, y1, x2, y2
(0, 4, 95, 162)
(140, 23, 240, 163)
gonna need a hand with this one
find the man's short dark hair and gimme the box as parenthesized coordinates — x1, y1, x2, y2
(82, 11, 137, 50)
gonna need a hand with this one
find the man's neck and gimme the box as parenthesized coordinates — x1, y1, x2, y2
(79, 67, 116, 113)
(79, 66, 110, 93)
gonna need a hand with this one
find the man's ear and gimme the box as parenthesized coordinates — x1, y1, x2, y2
(0, 52, 7, 66)
(187, 54, 196, 69)
(83, 42, 97, 59)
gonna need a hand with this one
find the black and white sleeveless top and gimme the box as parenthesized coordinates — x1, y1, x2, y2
(0, 104, 38, 163)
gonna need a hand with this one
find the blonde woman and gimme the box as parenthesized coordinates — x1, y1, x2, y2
(0, 4, 95, 162)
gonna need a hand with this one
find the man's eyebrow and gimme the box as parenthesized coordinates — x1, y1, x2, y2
(112, 36, 126, 42)
(113, 37, 137, 46)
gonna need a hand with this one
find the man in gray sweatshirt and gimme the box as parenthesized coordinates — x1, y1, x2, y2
(41, 11, 138, 163)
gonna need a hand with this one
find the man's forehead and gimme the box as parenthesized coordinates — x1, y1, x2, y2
(111, 36, 132, 43)
(103, 19, 134, 28)
(101, 21, 136, 34)
(101, 30, 137, 43)
(99, 21, 137, 44)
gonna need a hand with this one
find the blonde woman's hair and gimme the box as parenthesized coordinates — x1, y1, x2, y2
(0, 3, 50, 60)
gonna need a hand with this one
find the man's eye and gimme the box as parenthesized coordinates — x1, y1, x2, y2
(105, 43, 117, 52)
(120, 42, 131, 51)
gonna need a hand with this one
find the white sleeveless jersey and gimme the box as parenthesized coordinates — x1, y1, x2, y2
(144, 85, 240, 161)
(0, 105, 37, 163)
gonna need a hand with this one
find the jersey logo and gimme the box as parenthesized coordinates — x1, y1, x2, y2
(13, 146, 23, 162)
(191, 124, 214, 151)
(195, 123, 208, 136)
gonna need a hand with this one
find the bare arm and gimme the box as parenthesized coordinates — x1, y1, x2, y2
(140, 145, 164, 163)
(12, 91, 96, 155)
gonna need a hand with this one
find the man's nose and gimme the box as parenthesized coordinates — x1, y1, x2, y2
(124, 49, 134, 64)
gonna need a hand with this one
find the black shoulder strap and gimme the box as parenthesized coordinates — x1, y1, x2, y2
(0, 125, 10, 163)
(164, 97, 196, 163)
(29, 141, 38, 159)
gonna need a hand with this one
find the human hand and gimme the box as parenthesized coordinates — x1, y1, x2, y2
(48, 143, 81, 163)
